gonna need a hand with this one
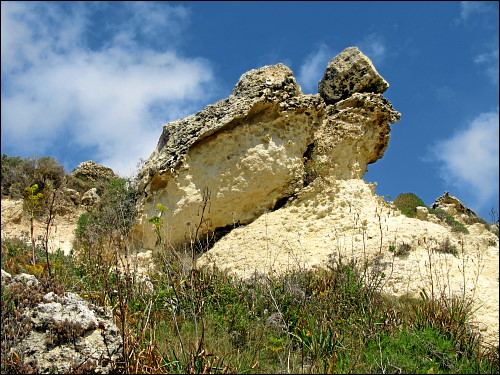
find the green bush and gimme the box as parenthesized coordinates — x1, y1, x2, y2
(394, 193, 426, 218)
(434, 237, 459, 256)
(429, 208, 469, 234)
(1, 154, 65, 198)
(389, 243, 412, 258)
(75, 211, 98, 240)
(64, 174, 92, 195)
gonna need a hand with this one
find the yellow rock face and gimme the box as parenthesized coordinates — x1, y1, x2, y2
(132, 48, 400, 251)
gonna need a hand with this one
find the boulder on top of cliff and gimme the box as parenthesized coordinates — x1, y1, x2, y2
(131, 47, 400, 251)
(318, 47, 389, 104)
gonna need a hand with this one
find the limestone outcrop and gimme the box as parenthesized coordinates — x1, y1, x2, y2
(431, 191, 479, 219)
(132, 47, 400, 250)
(2, 270, 122, 374)
(81, 187, 101, 207)
(318, 46, 389, 104)
(69, 160, 118, 183)
(130, 46, 499, 347)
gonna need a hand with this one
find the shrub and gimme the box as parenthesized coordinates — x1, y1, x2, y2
(64, 174, 93, 195)
(463, 215, 491, 231)
(389, 243, 412, 258)
(75, 211, 98, 240)
(434, 237, 459, 256)
(429, 208, 469, 234)
(1, 154, 65, 198)
(394, 193, 426, 218)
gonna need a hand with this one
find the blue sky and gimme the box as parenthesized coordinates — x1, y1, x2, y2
(1, 1, 498, 221)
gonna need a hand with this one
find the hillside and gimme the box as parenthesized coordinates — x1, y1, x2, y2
(1, 47, 498, 374)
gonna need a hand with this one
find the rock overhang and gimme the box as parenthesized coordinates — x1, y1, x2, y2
(132, 46, 401, 251)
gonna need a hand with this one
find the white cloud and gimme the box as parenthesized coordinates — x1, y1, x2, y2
(297, 43, 333, 94)
(1, 2, 215, 177)
(357, 33, 387, 66)
(432, 110, 499, 210)
(458, 1, 489, 22)
(474, 48, 499, 85)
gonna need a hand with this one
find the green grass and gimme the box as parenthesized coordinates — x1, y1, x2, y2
(2, 237, 498, 374)
(361, 327, 491, 374)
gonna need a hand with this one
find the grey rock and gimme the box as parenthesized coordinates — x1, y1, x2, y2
(12, 272, 40, 287)
(318, 46, 389, 104)
(81, 187, 100, 207)
(4, 273, 122, 373)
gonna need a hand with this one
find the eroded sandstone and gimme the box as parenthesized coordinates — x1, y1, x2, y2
(132, 47, 400, 250)
(197, 177, 499, 347)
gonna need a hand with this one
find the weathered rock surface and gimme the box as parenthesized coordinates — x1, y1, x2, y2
(2, 270, 122, 373)
(197, 177, 500, 347)
(431, 191, 479, 218)
(81, 187, 101, 207)
(1, 197, 85, 256)
(132, 47, 400, 250)
(129, 45, 498, 348)
(318, 46, 389, 104)
(62, 187, 81, 206)
(69, 160, 118, 183)
(307, 92, 400, 180)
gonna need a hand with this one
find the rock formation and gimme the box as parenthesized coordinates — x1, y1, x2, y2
(318, 46, 389, 104)
(81, 187, 101, 207)
(431, 191, 479, 219)
(69, 160, 118, 183)
(131, 46, 499, 347)
(132, 47, 400, 250)
(2, 270, 122, 373)
(62, 187, 81, 206)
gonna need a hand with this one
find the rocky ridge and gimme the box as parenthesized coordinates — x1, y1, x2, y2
(69, 160, 118, 183)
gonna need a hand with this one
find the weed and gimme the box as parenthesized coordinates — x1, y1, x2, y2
(389, 243, 412, 258)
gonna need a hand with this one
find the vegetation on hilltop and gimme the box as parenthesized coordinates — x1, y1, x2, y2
(1, 154, 65, 199)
